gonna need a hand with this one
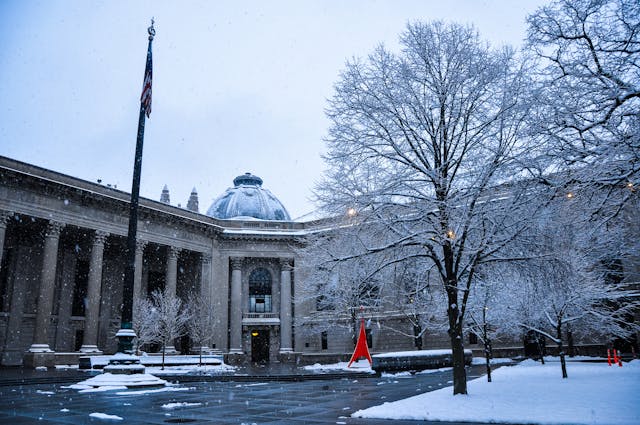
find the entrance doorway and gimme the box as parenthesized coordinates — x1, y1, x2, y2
(251, 329, 270, 363)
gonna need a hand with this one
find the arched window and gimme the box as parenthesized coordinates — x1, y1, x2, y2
(249, 268, 272, 313)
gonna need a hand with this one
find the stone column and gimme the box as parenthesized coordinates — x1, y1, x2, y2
(200, 254, 212, 300)
(80, 230, 108, 353)
(279, 259, 293, 353)
(133, 239, 147, 303)
(229, 257, 243, 354)
(164, 246, 180, 354)
(165, 246, 180, 297)
(29, 221, 64, 354)
(198, 253, 214, 354)
(0, 211, 12, 270)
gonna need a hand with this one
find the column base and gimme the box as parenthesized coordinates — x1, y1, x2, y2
(277, 351, 299, 364)
(23, 351, 55, 368)
(104, 353, 146, 375)
(224, 351, 245, 366)
(28, 343, 53, 353)
(79, 345, 103, 354)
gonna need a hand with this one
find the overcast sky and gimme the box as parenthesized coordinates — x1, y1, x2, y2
(0, 0, 548, 220)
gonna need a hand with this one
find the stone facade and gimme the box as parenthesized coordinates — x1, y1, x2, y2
(0, 157, 305, 366)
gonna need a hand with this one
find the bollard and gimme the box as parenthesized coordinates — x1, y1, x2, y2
(617, 350, 623, 367)
(607, 349, 612, 366)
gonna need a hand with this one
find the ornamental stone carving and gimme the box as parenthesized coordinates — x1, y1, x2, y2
(230, 257, 243, 270)
(45, 221, 65, 238)
(93, 230, 109, 245)
(280, 258, 293, 271)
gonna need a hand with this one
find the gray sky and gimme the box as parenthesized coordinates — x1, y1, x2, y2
(0, 0, 548, 219)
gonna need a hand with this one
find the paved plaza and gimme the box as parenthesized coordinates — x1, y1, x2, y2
(0, 364, 495, 424)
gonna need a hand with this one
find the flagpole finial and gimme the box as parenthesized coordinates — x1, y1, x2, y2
(148, 18, 155, 41)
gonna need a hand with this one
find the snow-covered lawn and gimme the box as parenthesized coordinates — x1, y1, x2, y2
(353, 358, 640, 425)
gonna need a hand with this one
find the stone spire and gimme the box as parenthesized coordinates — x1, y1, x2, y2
(187, 187, 199, 213)
(160, 185, 170, 204)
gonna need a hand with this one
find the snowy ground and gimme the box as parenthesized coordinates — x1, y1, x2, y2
(353, 358, 640, 425)
(302, 358, 376, 373)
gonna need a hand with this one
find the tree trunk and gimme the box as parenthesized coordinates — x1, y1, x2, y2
(199, 345, 203, 367)
(557, 322, 567, 378)
(483, 310, 492, 382)
(447, 286, 467, 394)
(450, 328, 468, 394)
(162, 342, 166, 370)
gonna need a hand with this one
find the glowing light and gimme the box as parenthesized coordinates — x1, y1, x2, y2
(566, 192, 574, 199)
(346, 207, 357, 217)
(446, 229, 456, 239)
(251, 331, 259, 337)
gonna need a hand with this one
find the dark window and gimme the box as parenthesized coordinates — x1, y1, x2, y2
(147, 271, 164, 295)
(74, 329, 84, 351)
(366, 329, 372, 348)
(0, 247, 14, 312)
(71, 260, 90, 316)
(469, 332, 478, 345)
(321, 331, 328, 350)
(249, 268, 272, 313)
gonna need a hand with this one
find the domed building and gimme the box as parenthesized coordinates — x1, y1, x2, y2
(207, 173, 291, 221)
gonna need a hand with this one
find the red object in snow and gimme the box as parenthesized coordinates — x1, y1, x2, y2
(348, 317, 372, 367)
(607, 348, 612, 366)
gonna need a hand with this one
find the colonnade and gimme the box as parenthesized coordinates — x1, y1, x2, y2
(0, 210, 210, 362)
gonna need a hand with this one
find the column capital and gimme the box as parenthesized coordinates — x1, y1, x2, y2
(201, 253, 212, 265)
(230, 257, 243, 270)
(135, 239, 148, 253)
(280, 258, 293, 271)
(93, 230, 109, 245)
(45, 221, 65, 238)
(168, 246, 181, 259)
(0, 210, 13, 227)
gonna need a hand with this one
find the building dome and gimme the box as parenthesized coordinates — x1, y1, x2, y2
(206, 173, 291, 221)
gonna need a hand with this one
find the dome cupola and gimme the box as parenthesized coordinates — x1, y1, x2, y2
(206, 173, 291, 221)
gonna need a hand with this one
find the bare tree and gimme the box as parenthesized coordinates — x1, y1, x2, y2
(296, 225, 390, 346)
(466, 270, 512, 383)
(317, 21, 543, 394)
(150, 289, 189, 369)
(132, 296, 159, 355)
(184, 292, 216, 366)
(528, 0, 640, 214)
(500, 202, 640, 378)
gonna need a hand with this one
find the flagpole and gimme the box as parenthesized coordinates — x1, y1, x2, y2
(116, 19, 155, 355)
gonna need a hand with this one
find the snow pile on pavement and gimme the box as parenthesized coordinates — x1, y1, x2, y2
(68, 372, 168, 392)
(353, 359, 640, 425)
(161, 402, 203, 409)
(302, 359, 375, 373)
(89, 412, 123, 420)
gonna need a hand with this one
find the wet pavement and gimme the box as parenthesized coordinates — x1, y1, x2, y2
(0, 364, 502, 424)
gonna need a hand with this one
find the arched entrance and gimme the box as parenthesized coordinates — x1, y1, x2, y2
(251, 329, 270, 363)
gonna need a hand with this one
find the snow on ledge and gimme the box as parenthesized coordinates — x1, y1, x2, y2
(372, 349, 472, 358)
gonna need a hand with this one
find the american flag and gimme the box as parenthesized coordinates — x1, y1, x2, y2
(140, 43, 152, 118)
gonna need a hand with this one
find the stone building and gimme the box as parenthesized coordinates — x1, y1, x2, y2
(0, 156, 309, 366)
(2, 156, 635, 367)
